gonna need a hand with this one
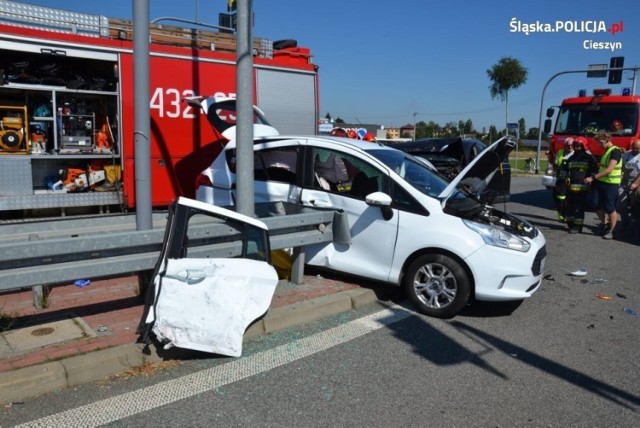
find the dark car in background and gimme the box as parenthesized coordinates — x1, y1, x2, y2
(388, 137, 511, 203)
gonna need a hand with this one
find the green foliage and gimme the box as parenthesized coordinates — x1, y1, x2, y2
(518, 118, 526, 137)
(487, 56, 528, 101)
(487, 56, 528, 135)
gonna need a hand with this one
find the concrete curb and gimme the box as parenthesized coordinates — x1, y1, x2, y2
(0, 287, 378, 405)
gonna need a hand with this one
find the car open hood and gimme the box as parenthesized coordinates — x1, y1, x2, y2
(437, 136, 515, 203)
(184, 95, 280, 140)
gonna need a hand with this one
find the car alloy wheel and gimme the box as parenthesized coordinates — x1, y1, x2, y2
(404, 253, 471, 319)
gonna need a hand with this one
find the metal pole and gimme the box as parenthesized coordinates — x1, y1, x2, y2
(133, 0, 152, 230)
(515, 127, 519, 171)
(235, 0, 254, 217)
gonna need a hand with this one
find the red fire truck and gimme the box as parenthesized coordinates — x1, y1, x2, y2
(0, 1, 319, 219)
(544, 88, 640, 165)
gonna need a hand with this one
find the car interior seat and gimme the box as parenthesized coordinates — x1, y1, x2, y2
(349, 172, 378, 198)
(314, 153, 349, 191)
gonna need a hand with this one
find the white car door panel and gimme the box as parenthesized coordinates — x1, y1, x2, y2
(300, 188, 399, 282)
(253, 181, 300, 204)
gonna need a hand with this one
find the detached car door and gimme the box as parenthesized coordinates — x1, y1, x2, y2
(298, 143, 400, 282)
(139, 197, 279, 357)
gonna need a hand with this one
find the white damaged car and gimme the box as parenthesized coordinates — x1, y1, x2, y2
(192, 99, 547, 318)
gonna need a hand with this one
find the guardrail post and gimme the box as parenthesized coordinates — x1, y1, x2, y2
(290, 247, 305, 284)
(27, 233, 50, 309)
(31, 285, 50, 309)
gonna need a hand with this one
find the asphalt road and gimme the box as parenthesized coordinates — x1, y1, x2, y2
(2, 176, 639, 427)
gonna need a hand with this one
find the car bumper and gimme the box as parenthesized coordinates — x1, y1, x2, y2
(466, 235, 547, 302)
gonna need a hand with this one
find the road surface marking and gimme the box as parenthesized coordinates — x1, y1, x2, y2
(18, 304, 414, 427)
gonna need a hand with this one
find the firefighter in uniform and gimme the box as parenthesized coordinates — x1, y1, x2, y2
(561, 137, 597, 233)
(554, 138, 575, 222)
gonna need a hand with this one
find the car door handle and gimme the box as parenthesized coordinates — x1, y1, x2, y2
(169, 269, 207, 284)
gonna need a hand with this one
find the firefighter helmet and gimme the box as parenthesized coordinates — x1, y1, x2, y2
(362, 132, 376, 142)
(330, 127, 347, 137)
(573, 136, 587, 149)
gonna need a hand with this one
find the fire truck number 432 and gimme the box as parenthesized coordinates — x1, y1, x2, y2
(149, 88, 238, 119)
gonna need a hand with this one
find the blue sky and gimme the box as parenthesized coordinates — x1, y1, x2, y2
(17, 0, 640, 134)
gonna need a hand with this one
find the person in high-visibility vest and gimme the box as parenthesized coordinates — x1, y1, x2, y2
(585, 131, 623, 239)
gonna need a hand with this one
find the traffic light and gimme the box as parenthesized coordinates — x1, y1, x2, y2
(219, 13, 236, 33)
(608, 56, 624, 84)
(227, 0, 237, 12)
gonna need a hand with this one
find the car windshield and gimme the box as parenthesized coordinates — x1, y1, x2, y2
(367, 149, 454, 198)
(554, 103, 639, 136)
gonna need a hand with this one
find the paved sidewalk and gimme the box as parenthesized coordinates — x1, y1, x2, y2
(0, 271, 391, 404)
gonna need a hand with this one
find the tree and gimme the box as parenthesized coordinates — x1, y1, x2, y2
(443, 121, 458, 136)
(487, 57, 528, 135)
(486, 125, 498, 143)
(463, 119, 474, 135)
(335, 117, 345, 124)
(425, 121, 440, 137)
(415, 120, 429, 139)
(325, 112, 332, 122)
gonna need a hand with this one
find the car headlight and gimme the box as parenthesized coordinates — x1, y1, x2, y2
(463, 219, 531, 252)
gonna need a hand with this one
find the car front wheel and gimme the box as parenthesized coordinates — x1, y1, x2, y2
(404, 254, 471, 319)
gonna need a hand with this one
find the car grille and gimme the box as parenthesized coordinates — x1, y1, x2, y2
(531, 245, 547, 276)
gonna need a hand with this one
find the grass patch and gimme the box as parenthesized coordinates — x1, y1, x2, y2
(509, 150, 548, 173)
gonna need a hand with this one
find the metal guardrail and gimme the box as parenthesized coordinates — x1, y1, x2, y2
(0, 202, 337, 293)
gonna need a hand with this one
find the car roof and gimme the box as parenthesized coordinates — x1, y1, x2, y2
(244, 135, 401, 153)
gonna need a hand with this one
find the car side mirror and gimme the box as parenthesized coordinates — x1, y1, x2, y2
(380, 206, 394, 221)
(544, 119, 552, 134)
(546, 108, 555, 118)
(365, 192, 394, 221)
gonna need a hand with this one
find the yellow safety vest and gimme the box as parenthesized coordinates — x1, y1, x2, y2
(596, 145, 622, 184)
(554, 149, 566, 176)
(555, 149, 565, 168)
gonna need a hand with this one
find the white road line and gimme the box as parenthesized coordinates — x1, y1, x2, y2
(18, 305, 414, 428)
